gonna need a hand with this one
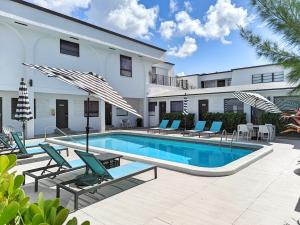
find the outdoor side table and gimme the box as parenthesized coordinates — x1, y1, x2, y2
(94, 152, 122, 168)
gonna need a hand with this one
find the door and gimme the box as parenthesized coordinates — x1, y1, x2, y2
(56, 100, 68, 129)
(0, 98, 2, 132)
(159, 101, 166, 122)
(105, 102, 112, 125)
(198, 100, 209, 120)
(251, 107, 264, 124)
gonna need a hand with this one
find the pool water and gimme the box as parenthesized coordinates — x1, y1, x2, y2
(67, 134, 256, 168)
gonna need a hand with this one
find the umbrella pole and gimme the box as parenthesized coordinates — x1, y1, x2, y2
(86, 94, 90, 153)
(22, 122, 26, 145)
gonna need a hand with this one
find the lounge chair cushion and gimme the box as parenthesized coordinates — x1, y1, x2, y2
(26, 145, 67, 155)
(68, 159, 85, 168)
(108, 162, 154, 179)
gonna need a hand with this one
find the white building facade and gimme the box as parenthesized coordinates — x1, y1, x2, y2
(148, 64, 299, 127)
(0, 0, 175, 137)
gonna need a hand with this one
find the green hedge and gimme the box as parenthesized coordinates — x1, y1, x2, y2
(202, 112, 247, 133)
(258, 112, 289, 134)
(162, 112, 195, 129)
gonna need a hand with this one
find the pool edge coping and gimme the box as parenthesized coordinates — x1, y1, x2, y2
(46, 131, 273, 177)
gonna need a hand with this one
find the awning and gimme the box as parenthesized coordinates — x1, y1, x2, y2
(23, 63, 142, 117)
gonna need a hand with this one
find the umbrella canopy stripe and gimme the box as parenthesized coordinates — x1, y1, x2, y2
(233, 91, 281, 113)
(23, 63, 142, 117)
(183, 95, 188, 116)
(15, 78, 33, 121)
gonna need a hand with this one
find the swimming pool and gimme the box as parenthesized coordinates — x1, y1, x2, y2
(49, 132, 272, 176)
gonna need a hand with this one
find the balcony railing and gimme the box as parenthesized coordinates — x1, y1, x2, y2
(252, 72, 284, 84)
(149, 73, 189, 89)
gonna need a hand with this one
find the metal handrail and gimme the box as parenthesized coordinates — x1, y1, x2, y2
(230, 130, 237, 148)
(219, 129, 228, 146)
(44, 126, 76, 142)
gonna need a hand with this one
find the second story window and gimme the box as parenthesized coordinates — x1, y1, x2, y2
(120, 55, 132, 77)
(252, 72, 284, 84)
(60, 39, 79, 57)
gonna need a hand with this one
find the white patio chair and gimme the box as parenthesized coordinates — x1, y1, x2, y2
(265, 124, 275, 140)
(257, 125, 270, 142)
(2, 126, 21, 144)
(237, 124, 250, 141)
(120, 119, 130, 128)
(246, 123, 254, 137)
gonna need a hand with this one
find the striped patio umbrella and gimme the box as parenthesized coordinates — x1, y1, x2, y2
(15, 78, 33, 144)
(183, 93, 188, 130)
(233, 91, 281, 113)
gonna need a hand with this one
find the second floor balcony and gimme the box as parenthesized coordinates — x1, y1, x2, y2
(149, 73, 189, 89)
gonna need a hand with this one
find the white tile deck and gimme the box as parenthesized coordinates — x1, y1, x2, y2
(18, 135, 300, 225)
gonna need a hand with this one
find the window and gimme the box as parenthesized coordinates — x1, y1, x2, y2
(224, 98, 244, 113)
(11, 98, 18, 119)
(170, 101, 183, 113)
(116, 107, 128, 116)
(120, 55, 132, 77)
(84, 101, 99, 117)
(148, 102, 157, 116)
(217, 80, 226, 87)
(252, 72, 284, 84)
(60, 39, 79, 57)
(274, 96, 300, 112)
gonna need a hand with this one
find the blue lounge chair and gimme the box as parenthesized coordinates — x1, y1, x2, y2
(10, 132, 68, 157)
(56, 150, 157, 210)
(0, 133, 46, 151)
(148, 119, 169, 133)
(185, 121, 206, 135)
(160, 120, 181, 133)
(200, 121, 223, 137)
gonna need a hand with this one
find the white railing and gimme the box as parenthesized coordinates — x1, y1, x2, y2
(44, 126, 76, 142)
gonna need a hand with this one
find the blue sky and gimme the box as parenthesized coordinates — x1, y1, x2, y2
(27, 0, 270, 75)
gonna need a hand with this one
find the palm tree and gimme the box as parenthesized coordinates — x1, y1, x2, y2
(240, 0, 300, 92)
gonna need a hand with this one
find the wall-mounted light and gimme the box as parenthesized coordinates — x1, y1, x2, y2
(29, 79, 33, 87)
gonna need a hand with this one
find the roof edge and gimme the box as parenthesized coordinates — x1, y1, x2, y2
(10, 0, 166, 52)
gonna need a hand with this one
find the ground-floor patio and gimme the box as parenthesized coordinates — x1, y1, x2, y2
(16, 133, 300, 225)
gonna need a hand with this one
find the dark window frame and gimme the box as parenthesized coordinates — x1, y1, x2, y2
(60, 39, 80, 57)
(116, 107, 128, 116)
(84, 100, 99, 117)
(11, 98, 18, 120)
(170, 101, 183, 113)
(224, 98, 244, 113)
(148, 102, 157, 116)
(120, 55, 132, 77)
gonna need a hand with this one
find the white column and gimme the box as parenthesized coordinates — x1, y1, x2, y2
(99, 99, 105, 132)
(143, 98, 149, 127)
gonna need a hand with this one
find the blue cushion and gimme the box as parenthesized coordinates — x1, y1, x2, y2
(108, 162, 154, 179)
(26, 145, 66, 154)
(68, 159, 85, 168)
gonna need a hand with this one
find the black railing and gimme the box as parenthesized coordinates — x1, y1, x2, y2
(252, 72, 284, 84)
(149, 73, 189, 89)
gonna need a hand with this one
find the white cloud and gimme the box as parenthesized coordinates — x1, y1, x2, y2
(169, 0, 178, 14)
(161, 0, 251, 43)
(86, 0, 159, 39)
(159, 21, 177, 39)
(175, 11, 203, 36)
(30, 0, 91, 14)
(168, 36, 197, 58)
(202, 0, 251, 43)
(184, 1, 192, 12)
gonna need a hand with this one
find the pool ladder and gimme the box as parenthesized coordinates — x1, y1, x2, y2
(219, 130, 237, 148)
(44, 126, 76, 142)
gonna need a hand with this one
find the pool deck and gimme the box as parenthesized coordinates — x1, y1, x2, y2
(17, 131, 300, 225)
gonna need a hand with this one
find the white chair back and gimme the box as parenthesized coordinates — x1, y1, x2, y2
(246, 123, 254, 131)
(238, 124, 249, 132)
(258, 125, 269, 133)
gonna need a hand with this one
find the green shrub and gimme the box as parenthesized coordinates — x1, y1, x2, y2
(258, 112, 289, 133)
(162, 112, 195, 129)
(202, 112, 247, 133)
(0, 154, 89, 225)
